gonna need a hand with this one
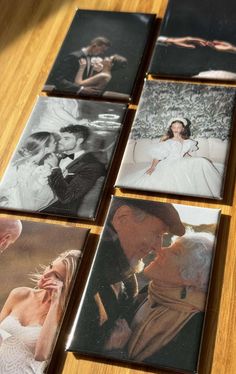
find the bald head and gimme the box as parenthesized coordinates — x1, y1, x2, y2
(0, 219, 22, 253)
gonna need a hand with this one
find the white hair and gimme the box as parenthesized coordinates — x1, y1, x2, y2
(175, 233, 214, 291)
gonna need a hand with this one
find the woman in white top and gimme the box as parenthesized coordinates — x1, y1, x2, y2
(0, 250, 81, 374)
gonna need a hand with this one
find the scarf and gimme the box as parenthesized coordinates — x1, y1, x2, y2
(127, 281, 206, 361)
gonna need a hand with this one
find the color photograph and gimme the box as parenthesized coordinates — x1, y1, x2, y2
(116, 80, 236, 199)
(44, 9, 155, 101)
(0, 96, 127, 219)
(149, 0, 236, 81)
(67, 196, 220, 373)
(0, 217, 88, 373)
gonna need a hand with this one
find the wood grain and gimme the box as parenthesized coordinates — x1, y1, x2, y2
(0, 1, 235, 374)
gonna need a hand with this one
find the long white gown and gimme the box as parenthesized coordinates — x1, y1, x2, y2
(119, 139, 222, 198)
(0, 315, 46, 373)
(0, 161, 55, 211)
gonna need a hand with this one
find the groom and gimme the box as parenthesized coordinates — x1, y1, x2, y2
(42, 124, 106, 218)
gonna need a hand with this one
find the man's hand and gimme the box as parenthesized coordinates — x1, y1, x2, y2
(210, 40, 236, 53)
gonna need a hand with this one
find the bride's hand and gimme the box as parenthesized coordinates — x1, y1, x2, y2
(145, 166, 156, 175)
(45, 153, 59, 168)
(79, 58, 87, 68)
(41, 277, 64, 303)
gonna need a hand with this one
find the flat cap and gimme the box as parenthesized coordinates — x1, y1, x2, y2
(110, 197, 185, 236)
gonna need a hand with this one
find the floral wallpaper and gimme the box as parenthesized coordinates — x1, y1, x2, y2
(131, 80, 236, 140)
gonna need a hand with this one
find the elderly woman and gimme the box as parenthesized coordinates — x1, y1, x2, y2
(126, 233, 214, 371)
(0, 249, 81, 373)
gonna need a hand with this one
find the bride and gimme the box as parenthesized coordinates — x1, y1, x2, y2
(0, 131, 58, 211)
(0, 250, 81, 373)
(74, 54, 127, 97)
(120, 118, 222, 199)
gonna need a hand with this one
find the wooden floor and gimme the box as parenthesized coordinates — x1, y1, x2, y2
(0, 1, 236, 373)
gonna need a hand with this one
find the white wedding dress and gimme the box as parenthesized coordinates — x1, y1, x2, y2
(119, 139, 222, 198)
(0, 315, 46, 373)
(0, 161, 55, 211)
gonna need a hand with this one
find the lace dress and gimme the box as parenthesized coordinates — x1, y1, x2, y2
(118, 139, 222, 198)
(0, 315, 46, 374)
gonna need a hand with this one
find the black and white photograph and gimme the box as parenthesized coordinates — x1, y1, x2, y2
(67, 196, 220, 373)
(0, 217, 88, 373)
(43, 9, 155, 101)
(116, 80, 236, 199)
(0, 96, 127, 219)
(149, 0, 236, 81)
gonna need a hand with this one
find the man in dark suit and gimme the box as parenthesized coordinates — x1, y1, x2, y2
(42, 124, 106, 218)
(46, 36, 111, 95)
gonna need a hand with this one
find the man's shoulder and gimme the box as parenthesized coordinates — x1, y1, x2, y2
(69, 49, 85, 58)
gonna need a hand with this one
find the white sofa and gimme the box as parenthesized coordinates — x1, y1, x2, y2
(116, 137, 229, 182)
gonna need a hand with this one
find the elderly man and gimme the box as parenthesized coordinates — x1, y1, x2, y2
(68, 197, 185, 354)
(0, 218, 22, 254)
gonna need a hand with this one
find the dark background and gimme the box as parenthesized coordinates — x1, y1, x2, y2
(46, 10, 155, 95)
(149, 0, 236, 77)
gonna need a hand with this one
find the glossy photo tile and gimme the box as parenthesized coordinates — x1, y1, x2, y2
(0, 96, 127, 219)
(67, 196, 220, 374)
(116, 79, 236, 199)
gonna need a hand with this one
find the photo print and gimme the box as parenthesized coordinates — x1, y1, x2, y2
(67, 196, 220, 373)
(0, 217, 88, 373)
(0, 96, 127, 219)
(116, 79, 236, 199)
(149, 0, 236, 81)
(43, 9, 156, 101)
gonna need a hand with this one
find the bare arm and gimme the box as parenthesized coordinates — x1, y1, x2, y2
(74, 58, 110, 87)
(0, 294, 13, 322)
(0, 288, 22, 322)
(211, 40, 236, 53)
(158, 36, 207, 48)
(145, 159, 160, 175)
(34, 278, 63, 361)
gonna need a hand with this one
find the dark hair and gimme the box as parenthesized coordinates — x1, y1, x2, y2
(165, 120, 191, 140)
(111, 54, 127, 71)
(90, 37, 112, 48)
(18, 132, 55, 158)
(109, 197, 185, 236)
(60, 124, 90, 144)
